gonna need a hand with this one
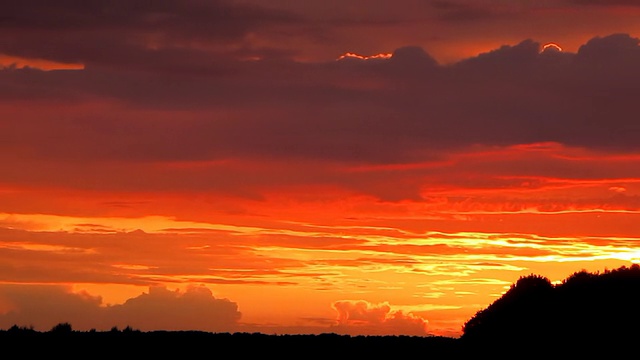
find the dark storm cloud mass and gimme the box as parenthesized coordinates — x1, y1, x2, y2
(1, 2, 640, 166)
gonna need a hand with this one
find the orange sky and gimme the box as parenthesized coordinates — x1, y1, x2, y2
(1, 0, 640, 338)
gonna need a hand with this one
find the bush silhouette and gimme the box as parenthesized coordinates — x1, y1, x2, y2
(50, 322, 73, 334)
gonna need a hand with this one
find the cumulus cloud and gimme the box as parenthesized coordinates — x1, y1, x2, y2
(0, 284, 242, 332)
(576, 33, 640, 67)
(107, 285, 241, 332)
(0, 285, 429, 336)
(330, 300, 429, 336)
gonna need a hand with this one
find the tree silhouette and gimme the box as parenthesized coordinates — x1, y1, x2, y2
(462, 273, 555, 341)
(461, 264, 640, 354)
(50, 322, 73, 334)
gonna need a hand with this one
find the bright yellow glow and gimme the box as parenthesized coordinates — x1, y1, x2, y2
(3, 142, 640, 337)
(0, 55, 84, 71)
(542, 43, 563, 53)
(0, 241, 94, 254)
(337, 52, 393, 61)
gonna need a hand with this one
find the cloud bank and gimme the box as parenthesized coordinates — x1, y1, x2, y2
(2, 32, 640, 202)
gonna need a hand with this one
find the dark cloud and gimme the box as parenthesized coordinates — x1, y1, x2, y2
(389, 45, 439, 69)
(0, 284, 241, 332)
(1, 34, 640, 168)
(107, 285, 241, 332)
(0, 0, 299, 67)
(576, 33, 640, 65)
(0, 0, 297, 37)
(452, 38, 541, 69)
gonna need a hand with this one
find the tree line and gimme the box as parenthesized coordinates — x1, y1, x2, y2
(2, 264, 639, 357)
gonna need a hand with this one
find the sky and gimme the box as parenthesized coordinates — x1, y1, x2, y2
(1, 0, 640, 338)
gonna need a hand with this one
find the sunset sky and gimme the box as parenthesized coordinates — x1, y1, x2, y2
(2, 0, 640, 338)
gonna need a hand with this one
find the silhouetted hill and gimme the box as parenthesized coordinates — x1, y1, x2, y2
(2, 264, 639, 358)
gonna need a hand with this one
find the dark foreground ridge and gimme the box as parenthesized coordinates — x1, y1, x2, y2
(0, 328, 462, 358)
(2, 264, 639, 358)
